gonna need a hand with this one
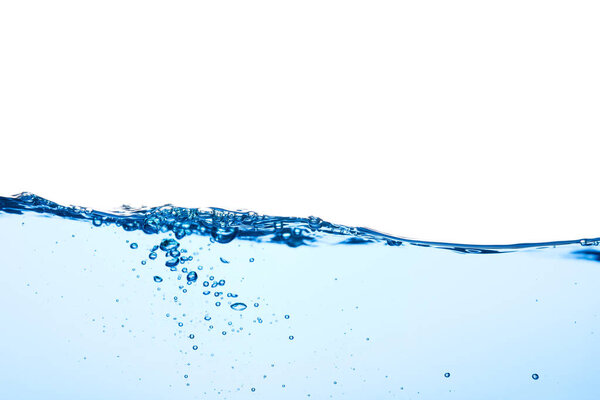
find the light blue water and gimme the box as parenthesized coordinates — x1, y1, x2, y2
(1, 193, 599, 399)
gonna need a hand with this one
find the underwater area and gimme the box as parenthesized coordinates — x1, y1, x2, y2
(1, 193, 599, 399)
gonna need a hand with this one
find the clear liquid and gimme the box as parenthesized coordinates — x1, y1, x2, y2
(1, 194, 599, 399)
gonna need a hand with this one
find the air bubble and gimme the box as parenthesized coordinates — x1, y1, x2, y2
(166, 258, 179, 268)
(231, 303, 247, 311)
(160, 239, 180, 252)
(187, 271, 198, 283)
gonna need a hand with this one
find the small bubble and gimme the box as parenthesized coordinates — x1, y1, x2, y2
(216, 302, 221, 307)
(249, 258, 255, 262)
(178, 322, 183, 327)
(284, 315, 290, 319)
(130, 242, 138, 249)
(251, 388, 256, 392)
(222, 331, 226, 335)
(165, 258, 179, 268)
(254, 303, 259, 307)
(189, 334, 195, 339)
(532, 373, 539, 380)
(218, 279, 225, 286)
(444, 372, 450, 378)
(160, 239, 180, 251)
(289, 335, 294, 340)
(192, 345, 198, 350)
(187, 271, 198, 283)
(184, 374, 188, 379)
(149, 252, 157, 260)
(204, 315, 211, 321)
(153, 276, 163, 283)
(231, 303, 247, 311)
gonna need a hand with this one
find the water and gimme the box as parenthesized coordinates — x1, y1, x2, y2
(1, 193, 599, 399)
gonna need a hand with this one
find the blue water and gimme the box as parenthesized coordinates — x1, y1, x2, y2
(1, 193, 599, 399)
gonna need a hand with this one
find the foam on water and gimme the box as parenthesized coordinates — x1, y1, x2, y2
(1, 193, 600, 399)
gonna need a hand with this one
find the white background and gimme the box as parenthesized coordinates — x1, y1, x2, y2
(0, 1, 598, 244)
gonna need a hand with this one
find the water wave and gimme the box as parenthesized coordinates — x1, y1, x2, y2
(0, 192, 597, 251)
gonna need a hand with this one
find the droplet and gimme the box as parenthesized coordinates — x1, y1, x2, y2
(130, 242, 138, 249)
(153, 276, 163, 283)
(231, 303, 247, 311)
(220, 257, 229, 264)
(532, 373, 539, 380)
